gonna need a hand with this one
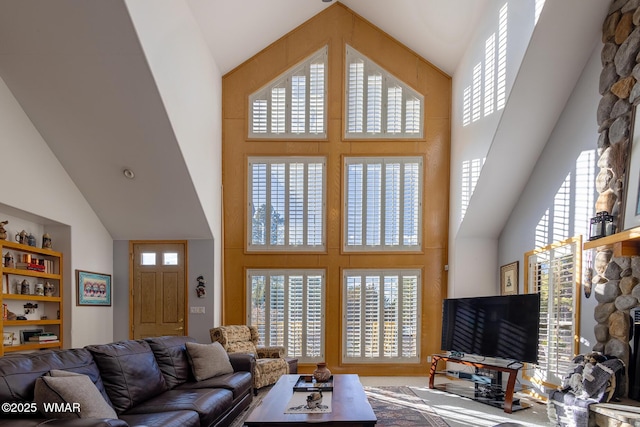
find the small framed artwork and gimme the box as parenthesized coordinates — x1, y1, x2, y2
(76, 270, 111, 306)
(20, 328, 44, 344)
(3, 332, 15, 346)
(500, 261, 518, 295)
(624, 106, 640, 230)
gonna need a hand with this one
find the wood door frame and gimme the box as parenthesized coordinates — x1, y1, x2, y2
(128, 240, 189, 339)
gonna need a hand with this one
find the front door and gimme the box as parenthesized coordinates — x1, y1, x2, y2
(130, 241, 187, 339)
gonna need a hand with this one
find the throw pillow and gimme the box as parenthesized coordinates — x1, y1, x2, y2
(185, 341, 234, 381)
(34, 372, 117, 419)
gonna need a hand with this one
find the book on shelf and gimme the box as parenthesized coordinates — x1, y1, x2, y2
(15, 262, 46, 272)
(28, 334, 58, 342)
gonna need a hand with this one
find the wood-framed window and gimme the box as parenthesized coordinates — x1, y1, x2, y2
(247, 269, 325, 363)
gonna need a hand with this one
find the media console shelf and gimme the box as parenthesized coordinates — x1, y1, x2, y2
(428, 354, 529, 414)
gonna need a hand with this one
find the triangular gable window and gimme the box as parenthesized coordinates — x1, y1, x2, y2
(345, 45, 423, 139)
(249, 46, 327, 139)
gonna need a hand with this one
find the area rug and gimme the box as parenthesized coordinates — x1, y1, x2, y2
(364, 386, 450, 427)
(230, 385, 449, 427)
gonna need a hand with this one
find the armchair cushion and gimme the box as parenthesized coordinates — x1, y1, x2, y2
(210, 325, 292, 392)
(256, 346, 286, 358)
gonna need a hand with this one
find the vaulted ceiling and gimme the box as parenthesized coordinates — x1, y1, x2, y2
(0, 0, 606, 241)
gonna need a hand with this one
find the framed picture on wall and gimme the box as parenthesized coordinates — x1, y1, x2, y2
(624, 106, 640, 230)
(76, 270, 111, 306)
(500, 261, 518, 295)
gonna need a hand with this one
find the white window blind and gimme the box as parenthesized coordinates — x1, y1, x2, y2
(344, 157, 422, 251)
(342, 269, 420, 363)
(247, 269, 325, 363)
(250, 46, 327, 139)
(345, 45, 423, 139)
(525, 236, 580, 388)
(248, 157, 326, 251)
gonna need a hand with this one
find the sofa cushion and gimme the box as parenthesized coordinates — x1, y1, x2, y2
(34, 371, 117, 419)
(86, 340, 168, 414)
(124, 388, 233, 427)
(145, 335, 197, 388)
(0, 348, 110, 412)
(119, 410, 200, 427)
(185, 341, 234, 381)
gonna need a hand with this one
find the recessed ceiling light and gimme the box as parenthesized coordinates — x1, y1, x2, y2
(123, 168, 135, 179)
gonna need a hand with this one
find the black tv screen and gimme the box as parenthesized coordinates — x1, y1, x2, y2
(441, 293, 541, 364)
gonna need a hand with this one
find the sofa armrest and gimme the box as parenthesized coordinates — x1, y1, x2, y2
(38, 419, 129, 427)
(229, 352, 256, 373)
(256, 346, 286, 358)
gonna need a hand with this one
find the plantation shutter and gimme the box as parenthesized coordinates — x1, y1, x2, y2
(344, 157, 422, 251)
(345, 45, 423, 138)
(248, 157, 326, 251)
(248, 270, 325, 362)
(342, 269, 420, 363)
(249, 46, 327, 138)
(526, 237, 580, 387)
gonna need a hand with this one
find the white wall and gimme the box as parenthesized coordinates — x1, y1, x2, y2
(0, 75, 113, 348)
(125, 0, 223, 325)
(499, 45, 602, 353)
(449, 0, 538, 297)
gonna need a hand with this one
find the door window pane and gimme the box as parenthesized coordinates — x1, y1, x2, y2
(163, 252, 178, 265)
(141, 253, 156, 265)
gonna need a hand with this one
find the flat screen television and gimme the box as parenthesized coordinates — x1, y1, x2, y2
(441, 293, 541, 364)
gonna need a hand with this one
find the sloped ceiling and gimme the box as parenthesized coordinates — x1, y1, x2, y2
(0, 0, 487, 240)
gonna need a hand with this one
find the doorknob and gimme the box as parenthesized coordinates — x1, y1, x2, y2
(175, 326, 184, 331)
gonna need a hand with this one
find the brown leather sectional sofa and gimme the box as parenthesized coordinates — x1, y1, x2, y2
(0, 335, 254, 426)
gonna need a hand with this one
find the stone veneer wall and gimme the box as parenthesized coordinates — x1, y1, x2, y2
(592, 0, 640, 388)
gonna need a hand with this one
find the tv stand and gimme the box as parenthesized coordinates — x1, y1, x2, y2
(428, 354, 529, 413)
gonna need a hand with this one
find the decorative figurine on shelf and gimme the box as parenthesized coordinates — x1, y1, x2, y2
(27, 233, 36, 247)
(42, 233, 52, 249)
(14, 230, 27, 245)
(20, 279, 30, 295)
(3, 251, 13, 268)
(196, 275, 206, 298)
(34, 283, 44, 296)
(0, 220, 8, 240)
(44, 281, 55, 297)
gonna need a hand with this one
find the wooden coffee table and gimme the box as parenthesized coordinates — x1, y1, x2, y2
(244, 374, 377, 426)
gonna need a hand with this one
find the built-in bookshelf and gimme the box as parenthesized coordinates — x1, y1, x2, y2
(0, 240, 63, 355)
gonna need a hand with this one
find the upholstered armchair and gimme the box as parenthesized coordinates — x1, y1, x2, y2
(210, 325, 293, 394)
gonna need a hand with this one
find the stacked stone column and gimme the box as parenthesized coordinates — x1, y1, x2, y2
(591, 0, 640, 393)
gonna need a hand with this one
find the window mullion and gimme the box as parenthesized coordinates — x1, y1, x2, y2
(283, 274, 290, 351)
(303, 163, 309, 246)
(305, 65, 311, 134)
(381, 75, 388, 134)
(399, 163, 406, 247)
(362, 164, 368, 247)
(380, 162, 387, 249)
(302, 274, 308, 358)
(397, 273, 403, 356)
(378, 274, 384, 358)
(266, 164, 273, 247)
(285, 165, 291, 246)
(285, 77, 291, 134)
(360, 273, 366, 359)
(265, 275, 272, 347)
